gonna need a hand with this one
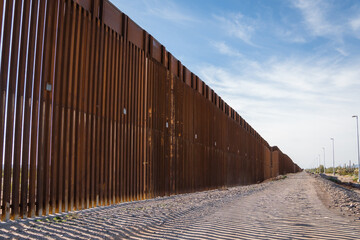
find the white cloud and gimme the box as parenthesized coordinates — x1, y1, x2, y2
(196, 54, 360, 168)
(200, 55, 360, 102)
(142, 0, 197, 23)
(213, 13, 256, 45)
(292, 0, 342, 38)
(276, 28, 307, 43)
(335, 47, 349, 57)
(293, 0, 360, 43)
(349, 15, 360, 39)
(260, 57, 360, 91)
(144, 0, 196, 23)
(350, 15, 360, 31)
(211, 41, 243, 57)
(112, 0, 197, 24)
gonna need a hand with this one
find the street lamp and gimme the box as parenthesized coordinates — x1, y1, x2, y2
(322, 147, 325, 174)
(331, 138, 335, 176)
(352, 115, 360, 182)
(318, 154, 321, 174)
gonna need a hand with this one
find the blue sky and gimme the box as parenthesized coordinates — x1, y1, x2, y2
(112, 0, 360, 169)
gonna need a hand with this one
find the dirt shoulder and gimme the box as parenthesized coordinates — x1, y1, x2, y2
(310, 172, 360, 221)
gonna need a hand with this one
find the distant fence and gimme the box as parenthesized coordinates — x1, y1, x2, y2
(0, 0, 301, 221)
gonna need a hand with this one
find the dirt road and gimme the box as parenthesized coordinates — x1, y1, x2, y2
(1, 172, 360, 239)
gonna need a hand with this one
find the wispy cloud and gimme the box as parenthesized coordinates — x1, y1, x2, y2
(142, 0, 197, 23)
(211, 41, 243, 57)
(197, 53, 360, 127)
(349, 15, 360, 37)
(203, 56, 359, 99)
(292, 0, 340, 38)
(350, 17, 360, 29)
(335, 47, 349, 57)
(197, 54, 360, 165)
(113, 0, 197, 24)
(213, 13, 256, 45)
(276, 28, 307, 43)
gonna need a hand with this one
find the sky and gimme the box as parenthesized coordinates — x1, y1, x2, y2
(112, 0, 360, 169)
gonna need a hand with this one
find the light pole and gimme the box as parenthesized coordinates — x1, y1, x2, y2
(318, 154, 321, 174)
(352, 115, 360, 182)
(322, 147, 325, 174)
(331, 138, 335, 176)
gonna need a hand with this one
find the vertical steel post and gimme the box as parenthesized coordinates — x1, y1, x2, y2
(331, 138, 335, 176)
(352, 116, 360, 182)
(322, 147, 325, 174)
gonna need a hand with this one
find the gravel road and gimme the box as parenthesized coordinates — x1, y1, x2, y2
(1, 171, 360, 239)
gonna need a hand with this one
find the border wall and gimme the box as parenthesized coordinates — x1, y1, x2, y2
(0, 0, 301, 221)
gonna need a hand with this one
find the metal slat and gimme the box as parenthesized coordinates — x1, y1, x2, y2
(0, 0, 15, 219)
(74, 7, 87, 211)
(33, 0, 49, 218)
(131, 43, 136, 200)
(109, 29, 115, 204)
(57, 0, 73, 214)
(65, 1, 78, 213)
(146, 59, 153, 198)
(19, 0, 34, 219)
(139, 50, 145, 200)
(152, 60, 157, 196)
(116, 36, 123, 203)
(113, 33, 120, 204)
(109, 30, 116, 205)
(0, 0, 5, 44)
(9, 0, 27, 220)
(2, 0, 22, 221)
(10, 0, 30, 221)
(92, 18, 102, 208)
(120, 36, 127, 202)
(134, 46, 139, 200)
(51, 0, 66, 215)
(85, 14, 96, 209)
(39, 0, 59, 217)
(69, 4, 82, 212)
(117, 35, 124, 202)
(102, 26, 109, 206)
(104, 27, 112, 206)
(135, 47, 140, 200)
(27, 0, 45, 218)
(124, 40, 130, 200)
(138, 48, 144, 199)
(78, 9, 90, 211)
(97, 21, 105, 207)
(129, 43, 135, 201)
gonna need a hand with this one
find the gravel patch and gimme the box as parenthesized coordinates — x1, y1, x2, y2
(311, 173, 360, 220)
(1, 172, 360, 239)
(0, 182, 275, 239)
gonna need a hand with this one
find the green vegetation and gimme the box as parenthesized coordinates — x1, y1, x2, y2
(327, 176, 341, 184)
(307, 165, 359, 182)
(307, 165, 325, 174)
(33, 213, 79, 224)
(272, 175, 287, 181)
